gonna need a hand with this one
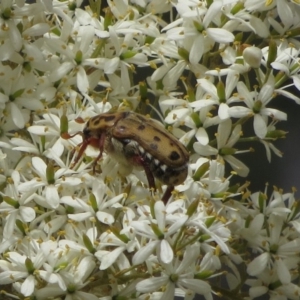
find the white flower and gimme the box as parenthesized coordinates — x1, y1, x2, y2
(243, 211, 300, 286)
(62, 180, 124, 224)
(0, 185, 36, 239)
(194, 119, 249, 177)
(45, 24, 96, 94)
(136, 243, 212, 300)
(95, 227, 136, 270)
(18, 157, 81, 209)
(132, 201, 188, 264)
(192, 70, 240, 120)
(228, 77, 287, 139)
(246, 269, 300, 300)
(164, 1, 234, 64)
(0, 240, 52, 297)
(36, 255, 98, 300)
(0, 63, 42, 129)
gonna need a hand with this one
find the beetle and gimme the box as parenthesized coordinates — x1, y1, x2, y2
(71, 111, 189, 203)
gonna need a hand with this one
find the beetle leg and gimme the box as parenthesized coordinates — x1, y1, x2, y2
(162, 185, 174, 204)
(133, 155, 156, 191)
(92, 132, 106, 173)
(73, 140, 89, 166)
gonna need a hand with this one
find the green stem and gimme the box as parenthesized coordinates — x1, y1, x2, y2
(254, 68, 263, 88)
(263, 67, 272, 85)
(89, 0, 102, 18)
(176, 231, 203, 252)
(236, 136, 260, 143)
(243, 72, 251, 90)
(91, 39, 106, 58)
(275, 72, 289, 89)
(173, 225, 186, 251)
(232, 115, 252, 128)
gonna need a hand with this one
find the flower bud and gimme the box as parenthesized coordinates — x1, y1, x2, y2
(178, 47, 189, 62)
(193, 161, 209, 181)
(111, 226, 130, 243)
(205, 216, 216, 228)
(151, 223, 164, 239)
(2, 7, 12, 19)
(16, 219, 26, 235)
(186, 199, 199, 217)
(139, 81, 147, 101)
(46, 162, 55, 184)
(243, 46, 263, 68)
(83, 233, 96, 254)
(258, 192, 267, 212)
(217, 81, 226, 103)
(11, 89, 25, 101)
(219, 147, 237, 156)
(231, 2, 244, 14)
(75, 50, 83, 65)
(194, 270, 213, 279)
(120, 50, 137, 60)
(266, 130, 287, 139)
(193, 21, 204, 33)
(4, 196, 19, 208)
(187, 85, 195, 102)
(89, 193, 98, 212)
(60, 114, 69, 135)
(104, 7, 113, 30)
(145, 35, 155, 44)
(25, 258, 35, 273)
(253, 100, 262, 113)
(190, 112, 202, 128)
(267, 40, 277, 68)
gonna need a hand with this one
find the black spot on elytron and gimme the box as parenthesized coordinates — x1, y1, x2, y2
(103, 115, 116, 122)
(169, 142, 174, 147)
(138, 124, 146, 131)
(169, 151, 180, 161)
(153, 136, 161, 142)
(150, 143, 158, 150)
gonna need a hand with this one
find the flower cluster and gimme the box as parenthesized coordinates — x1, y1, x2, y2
(1, 0, 300, 299)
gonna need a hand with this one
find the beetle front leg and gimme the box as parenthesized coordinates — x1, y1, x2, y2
(72, 139, 89, 167)
(92, 132, 106, 173)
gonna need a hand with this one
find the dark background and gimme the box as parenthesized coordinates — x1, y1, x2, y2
(192, 96, 300, 300)
(240, 96, 300, 195)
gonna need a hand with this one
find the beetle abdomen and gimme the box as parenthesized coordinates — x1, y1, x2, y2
(149, 162, 188, 186)
(108, 137, 188, 186)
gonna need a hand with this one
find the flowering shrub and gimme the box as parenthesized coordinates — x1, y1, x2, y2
(1, 0, 300, 299)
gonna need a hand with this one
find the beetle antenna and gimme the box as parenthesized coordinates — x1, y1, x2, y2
(61, 131, 83, 139)
(69, 131, 83, 138)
